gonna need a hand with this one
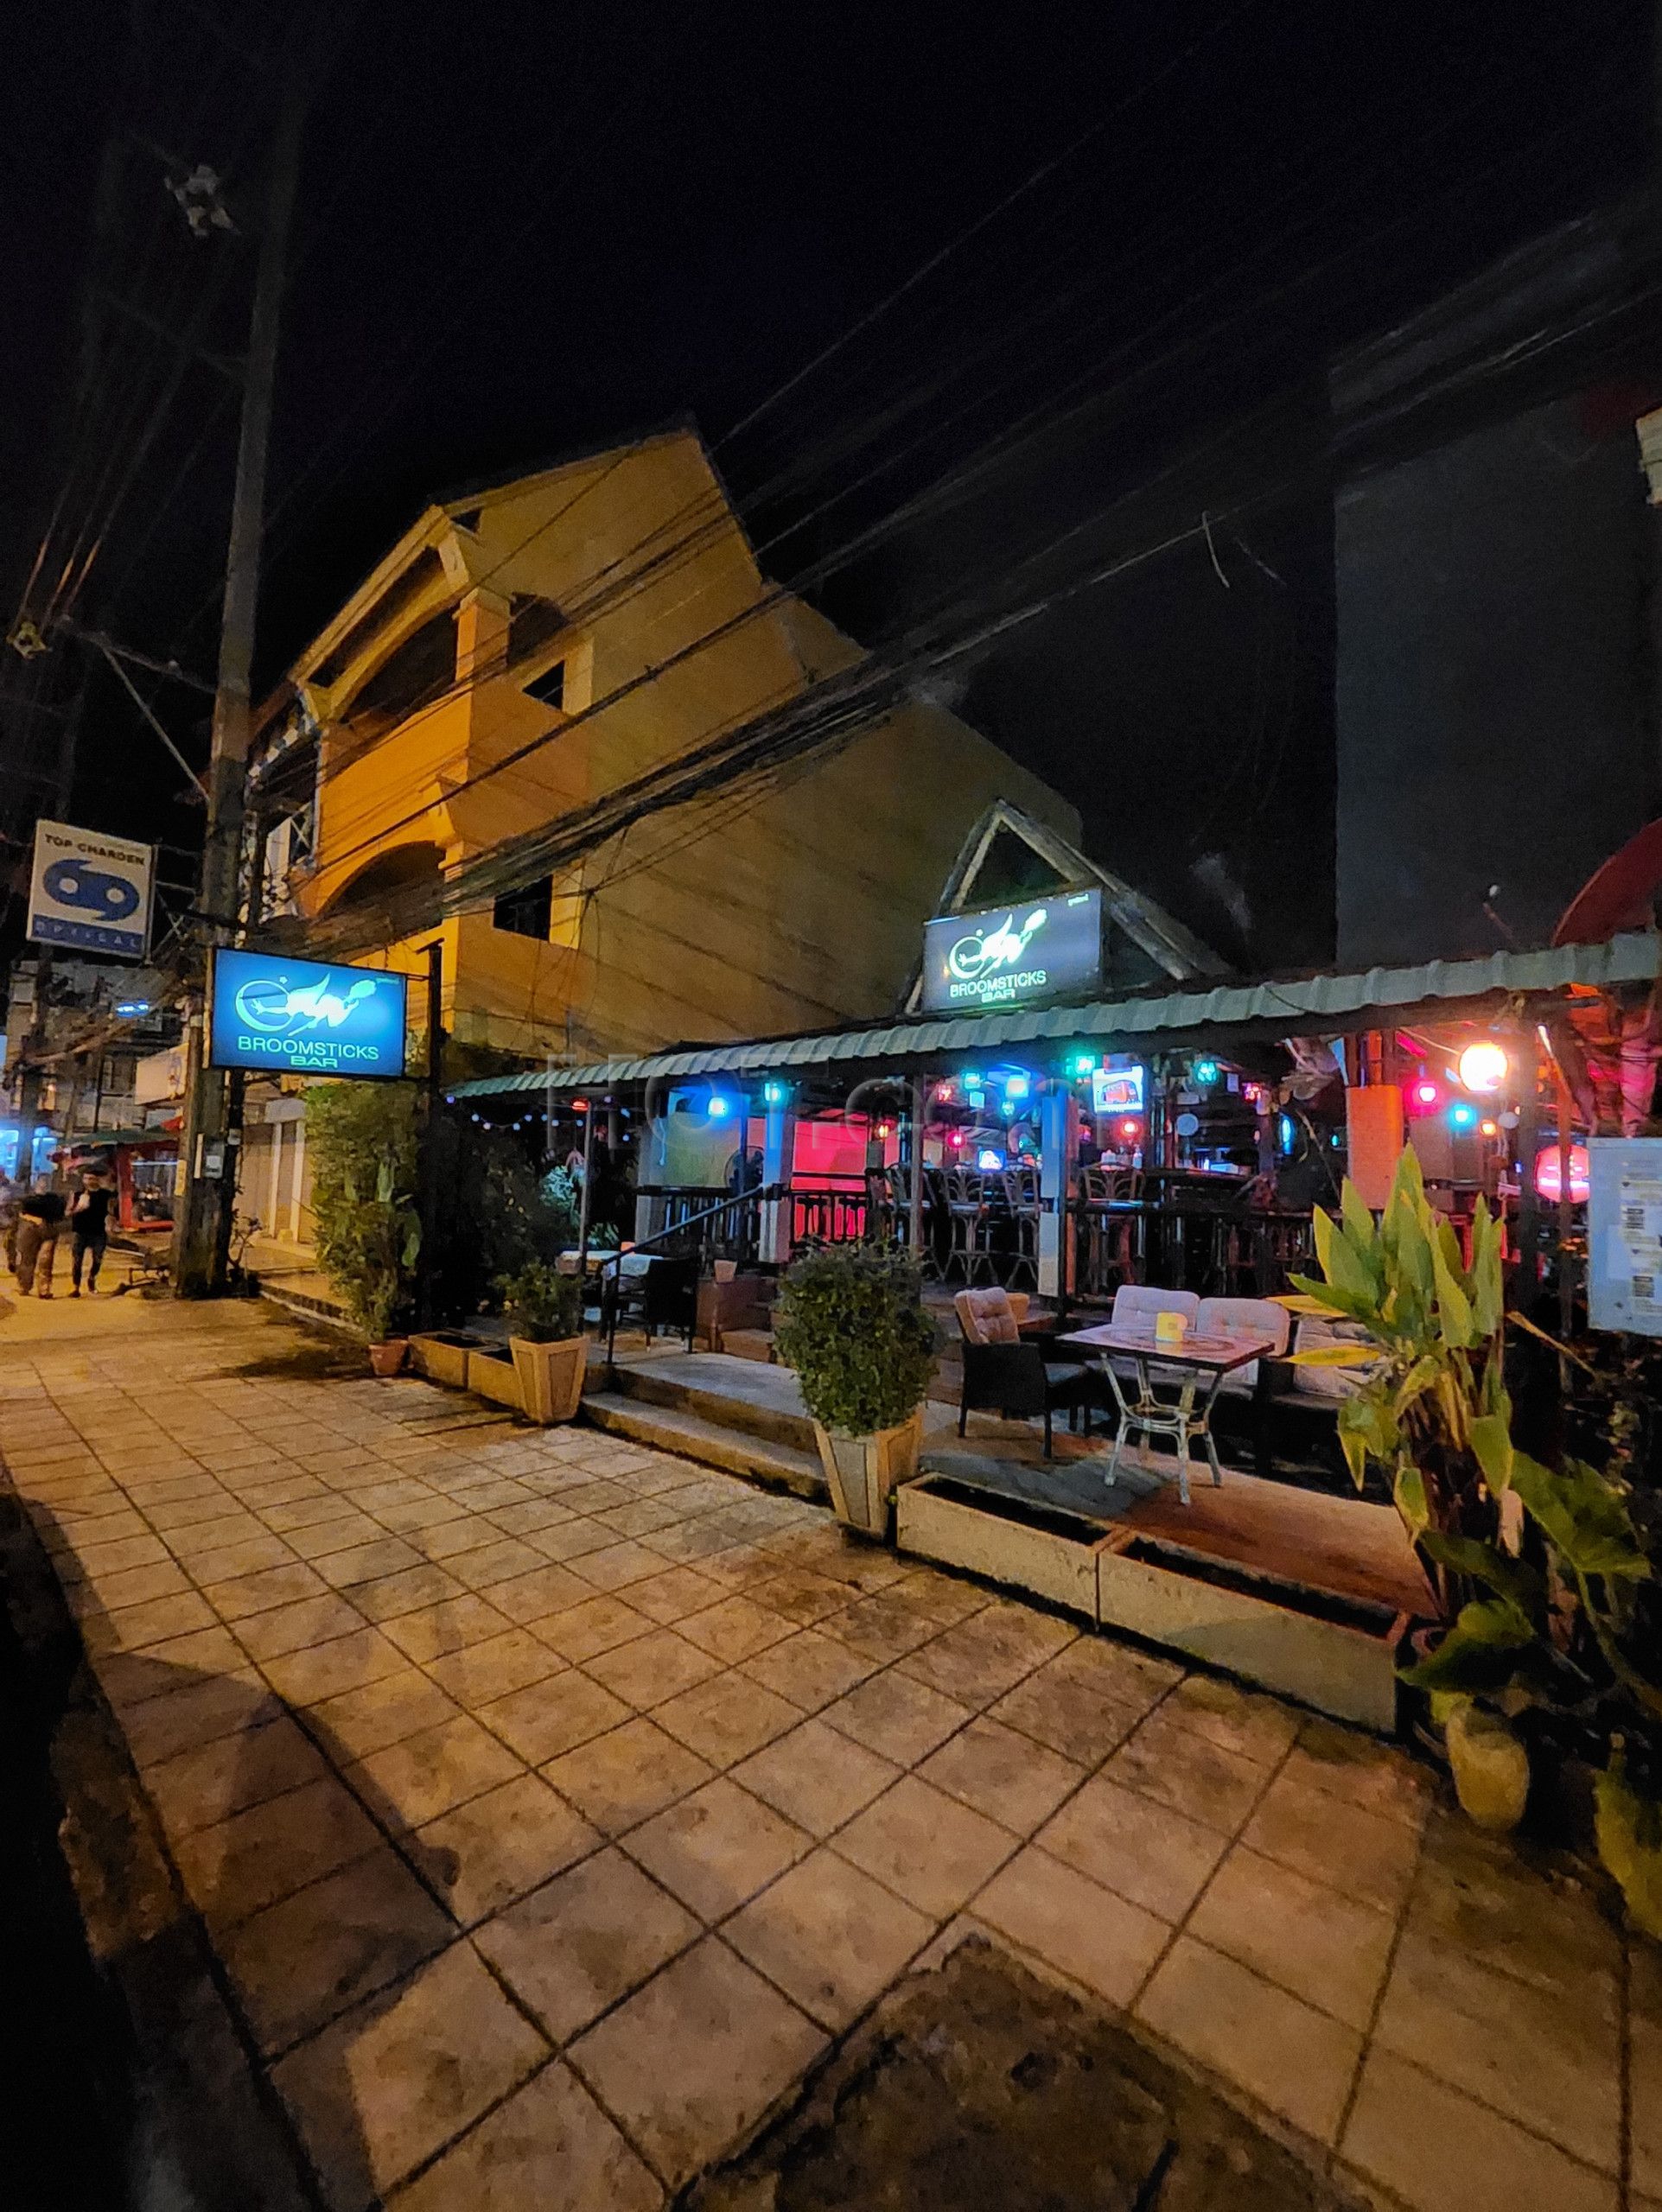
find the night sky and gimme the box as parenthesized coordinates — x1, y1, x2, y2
(4, 0, 1652, 980)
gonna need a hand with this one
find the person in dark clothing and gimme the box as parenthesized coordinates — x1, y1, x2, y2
(68, 1174, 114, 1296)
(14, 1187, 67, 1296)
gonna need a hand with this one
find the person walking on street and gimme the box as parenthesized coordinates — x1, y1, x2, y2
(69, 1171, 114, 1296)
(14, 1185, 67, 1297)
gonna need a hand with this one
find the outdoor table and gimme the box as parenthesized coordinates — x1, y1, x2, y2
(1056, 1320, 1277, 1505)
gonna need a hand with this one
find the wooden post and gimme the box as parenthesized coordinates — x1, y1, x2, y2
(1556, 1060, 1576, 1343)
(1514, 1027, 1540, 1300)
(908, 1075, 927, 1260)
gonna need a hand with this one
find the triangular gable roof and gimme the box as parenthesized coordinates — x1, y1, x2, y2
(900, 800, 1227, 1014)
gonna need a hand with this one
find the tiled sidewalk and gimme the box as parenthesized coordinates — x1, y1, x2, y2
(1, 1294, 1653, 2212)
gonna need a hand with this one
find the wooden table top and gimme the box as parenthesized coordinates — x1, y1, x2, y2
(1056, 1322, 1276, 1372)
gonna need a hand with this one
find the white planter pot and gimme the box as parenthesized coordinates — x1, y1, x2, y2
(510, 1334, 588, 1426)
(1446, 1701, 1530, 1833)
(812, 1408, 923, 1537)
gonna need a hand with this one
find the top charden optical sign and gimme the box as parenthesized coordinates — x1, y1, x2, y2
(920, 889, 1103, 1014)
(28, 818, 156, 958)
(208, 948, 409, 1078)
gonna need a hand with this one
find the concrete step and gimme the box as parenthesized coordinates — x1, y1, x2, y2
(582, 1390, 827, 1503)
(605, 1352, 820, 1456)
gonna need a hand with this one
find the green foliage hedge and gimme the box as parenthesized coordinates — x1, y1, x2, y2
(774, 1245, 935, 1435)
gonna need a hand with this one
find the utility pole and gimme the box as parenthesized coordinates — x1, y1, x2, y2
(173, 63, 307, 1294)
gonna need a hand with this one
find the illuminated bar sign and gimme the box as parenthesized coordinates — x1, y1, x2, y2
(921, 889, 1102, 1014)
(208, 949, 409, 1077)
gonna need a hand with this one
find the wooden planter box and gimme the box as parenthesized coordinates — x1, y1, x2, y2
(409, 1332, 483, 1389)
(466, 1346, 524, 1412)
(510, 1335, 587, 1425)
(896, 1474, 1111, 1620)
(1096, 1531, 1409, 1732)
(812, 1409, 923, 1539)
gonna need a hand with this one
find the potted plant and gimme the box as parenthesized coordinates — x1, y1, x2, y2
(1296, 1146, 1662, 1926)
(774, 1246, 936, 1535)
(501, 1259, 587, 1424)
(305, 1082, 423, 1376)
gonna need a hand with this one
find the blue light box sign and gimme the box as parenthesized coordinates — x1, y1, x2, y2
(209, 950, 409, 1078)
(920, 888, 1103, 1015)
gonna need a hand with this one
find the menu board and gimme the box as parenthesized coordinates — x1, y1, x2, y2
(1588, 1138, 1662, 1335)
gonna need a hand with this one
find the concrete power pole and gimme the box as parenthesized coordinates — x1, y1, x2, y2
(173, 66, 307, 1295)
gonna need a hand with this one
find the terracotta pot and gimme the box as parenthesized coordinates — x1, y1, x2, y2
(510, 1334, 588, 1425)
(367, 1338, 409, 1378)
(812, 1407, 923, 1538)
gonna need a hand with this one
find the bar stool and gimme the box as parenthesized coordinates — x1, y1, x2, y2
(944, 1168, 997, 1285)
(1001, 1165, 1041, 1291)
(1080, 1166, 1140, 1295)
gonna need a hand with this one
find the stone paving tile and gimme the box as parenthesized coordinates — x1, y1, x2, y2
(917, 1714, 1085, 1835)
(735, 1717, 901, 1835)
(674, 1593, 796, 1665)
(1340, 2049, 1618, 2212)
(172, 1772, 382, 1928)
(583, 1627, 726, 1710)
(1186, 1843, 1396, 2031)
(221, 1846, 454, 2055)
(1162, 1669, 1303, 1769)
(530, 1592, 650, 1662)
(347, 1565, 468, 1624)
(143, 1713, 328, 1842)
(389, 2060, 665, 2212)
(1105, 1706, 1277, 1836)
(653, 1670, 804, 1767)
(406, 1773, 600, 1927)
(483, 1561, 594, 1624)
(832, 1774, 1015, 1918)
(237, 1593, 373, 1660)
(123, 1664, 277, 1768)
(1036, 1771, 1225, 1921)
(987, 1663, 1142, 1760)
(1372, 1924, 1621, 2173)
(540, 1718, 716, 1836)
(568, 1937, 825, 2190)
(348, 1713, 527, 1833)
(1285, 1715, 1439, 1830)
(421, 1629, 566, 1707)
(261, 1626, 409, 1707)
(202, 1560, 330, 1621)
(624, 1566, 726, 1624)
(480, 1670, 633, 1765)
(623, 1778, 810, 1922)
(273, 1941, 548, 2212)
(724, 1847, 934, 2029)
(820, 1668, 971, 1767)
(735, 1625, 880, 1713)
(1241, 1768, 1423, 1916)
(971, 1845, 1170, 2008)
(308, 1668, 463, 1761)
(475, 1847, 700, 2043)
(381, 1594, 518, 1663)
(1136, 1934, 1362, 2147)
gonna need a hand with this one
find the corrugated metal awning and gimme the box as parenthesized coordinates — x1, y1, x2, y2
(449, 931, 1659, 1099)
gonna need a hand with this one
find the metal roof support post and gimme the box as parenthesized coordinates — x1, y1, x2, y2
(908, 1076, 926, 1262)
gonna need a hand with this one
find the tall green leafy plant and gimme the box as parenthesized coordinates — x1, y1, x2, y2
(775, 1246, 936, 1435)
(305, 1082, 423, 1340)
(1292, 1145, 1510, 1605)
(1299, 1146, 1662, 1931)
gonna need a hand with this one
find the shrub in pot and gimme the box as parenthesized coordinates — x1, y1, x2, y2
(1298, 1145, 1662, 1921)
(774, 1246, 936, 1535)
(305, 1081, 423, 1374)
(501, 1260, 587, 1424)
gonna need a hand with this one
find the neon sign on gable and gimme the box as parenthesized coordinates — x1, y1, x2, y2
(920, 889, 1102, 1014)
(208, 949, 409, 1078)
